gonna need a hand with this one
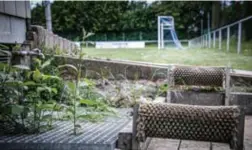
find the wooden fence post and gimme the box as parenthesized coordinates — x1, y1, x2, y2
(225, 67, 231, 106)
(132, 104, 140, 150)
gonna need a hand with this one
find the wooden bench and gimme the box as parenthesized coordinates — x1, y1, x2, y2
(117, 103, 245, 150)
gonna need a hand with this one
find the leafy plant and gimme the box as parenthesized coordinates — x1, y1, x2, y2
(0, 60, 65, 134)
(58, 53, 115, 135)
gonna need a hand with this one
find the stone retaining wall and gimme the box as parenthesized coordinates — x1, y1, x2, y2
(53, 56, 168, 81)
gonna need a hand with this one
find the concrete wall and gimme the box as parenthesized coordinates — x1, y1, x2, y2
(53, 56, 168, 81)
(230, 92, 252, 115)
(169, 91, 225, 106)
(0, 1, 30, 44)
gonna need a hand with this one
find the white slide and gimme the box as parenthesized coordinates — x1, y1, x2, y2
(170, 29, 184, 49)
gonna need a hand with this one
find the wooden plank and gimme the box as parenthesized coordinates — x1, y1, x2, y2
(230, 70, 252, 78)
(147, 138, 180, 150)
(179, 140, 210, 150)
(141, 138, 152, 150)
(225, 67, 231, 105)
(132, 104, 140, 150)
(117, 121, 132, 150)
(244, 116, 252, 150)
(235, 106, 245, 150)
(211, 142, 230, 150)
(166, 66, 173, 103)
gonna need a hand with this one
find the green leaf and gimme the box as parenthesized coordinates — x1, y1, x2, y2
(33, 58, 41, 67)
(11, 105, 24, 115)
(54, 104, 64, 111)
(33, 69, 42, 82)
(51, 88, 58, 94)
(42, 114, 53, 120)
(13, 65, 30, 70)
(40, 104, 55, 110)
(42, 75, 60, 80)
(66, 107, 75, 114)
(23, 81, 36, 86)
(79, 52, 86, 59)
(58, 64, 78, 74)
(37, 87, 47, 93)
(0, 44, 9, 50)
(5, 81, 23, 86)
(79, 99, 97, 106)
(67, 81, 76, 91)
(41, 58, 54, 69)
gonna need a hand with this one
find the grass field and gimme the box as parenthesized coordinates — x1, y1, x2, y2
(83, 47, 252, 70)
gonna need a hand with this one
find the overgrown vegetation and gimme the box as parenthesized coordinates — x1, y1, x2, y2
(0, 52, 114, 135)
(58, 52, 115, 135)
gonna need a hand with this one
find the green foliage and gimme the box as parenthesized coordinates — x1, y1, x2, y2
(58, 52, 114, 135)
(0, 57, 67, 134)
(31, 1, 213, 40)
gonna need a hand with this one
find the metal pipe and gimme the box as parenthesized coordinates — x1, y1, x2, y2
(213, 31, 216, 48)
(219, 29, 222, 50)
(158, 16, 160, 49)
(237, 23, 242, 54)
(208, 12, 211, 48)
(227, 27, 230, 52)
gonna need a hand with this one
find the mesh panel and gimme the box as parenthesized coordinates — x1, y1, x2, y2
(136, 103, 240, 144)
(172, 66, 225, 86)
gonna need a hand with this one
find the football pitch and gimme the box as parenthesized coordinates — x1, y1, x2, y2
(83, 47, 252, 70)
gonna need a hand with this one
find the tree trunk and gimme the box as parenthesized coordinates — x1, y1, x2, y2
(243, 1, 252, 41)
(211, 1, 221, 29)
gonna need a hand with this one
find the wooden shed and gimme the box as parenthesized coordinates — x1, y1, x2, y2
(0, 1, 31, 44)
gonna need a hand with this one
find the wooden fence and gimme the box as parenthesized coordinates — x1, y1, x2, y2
(29, 25, 79, 56)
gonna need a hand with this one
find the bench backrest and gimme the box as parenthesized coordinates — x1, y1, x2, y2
(168, 66, 225, 87)
(133, 103, 245, 150)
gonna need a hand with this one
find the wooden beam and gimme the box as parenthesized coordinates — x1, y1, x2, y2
(211, 142, 230, 150)
(225, 67, 231, 106)
(117, 122, 133, 150)
(132, 104, 140, 150)
(179, 140, 210, 150)
(236, 106, 245, 150)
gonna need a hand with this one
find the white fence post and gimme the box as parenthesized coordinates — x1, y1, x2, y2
(213, 31, 216, 48)
(200, 35, 204, 48)
(227, 27, 230, 52)
(205, 34, 207, 48)
(208, 32, 211, 48)
(158, 16, 160, 49)
(237, 22, 242, 54)
(219, 29, 222, 50)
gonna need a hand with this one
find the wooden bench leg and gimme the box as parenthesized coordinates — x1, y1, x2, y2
(230, 106, 245, 150)
(132, 104, 140, 150)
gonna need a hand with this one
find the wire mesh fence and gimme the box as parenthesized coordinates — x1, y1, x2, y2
(189, 16, 252, 55)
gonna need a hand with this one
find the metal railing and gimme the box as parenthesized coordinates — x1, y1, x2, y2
(189, 16, 252, 54)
